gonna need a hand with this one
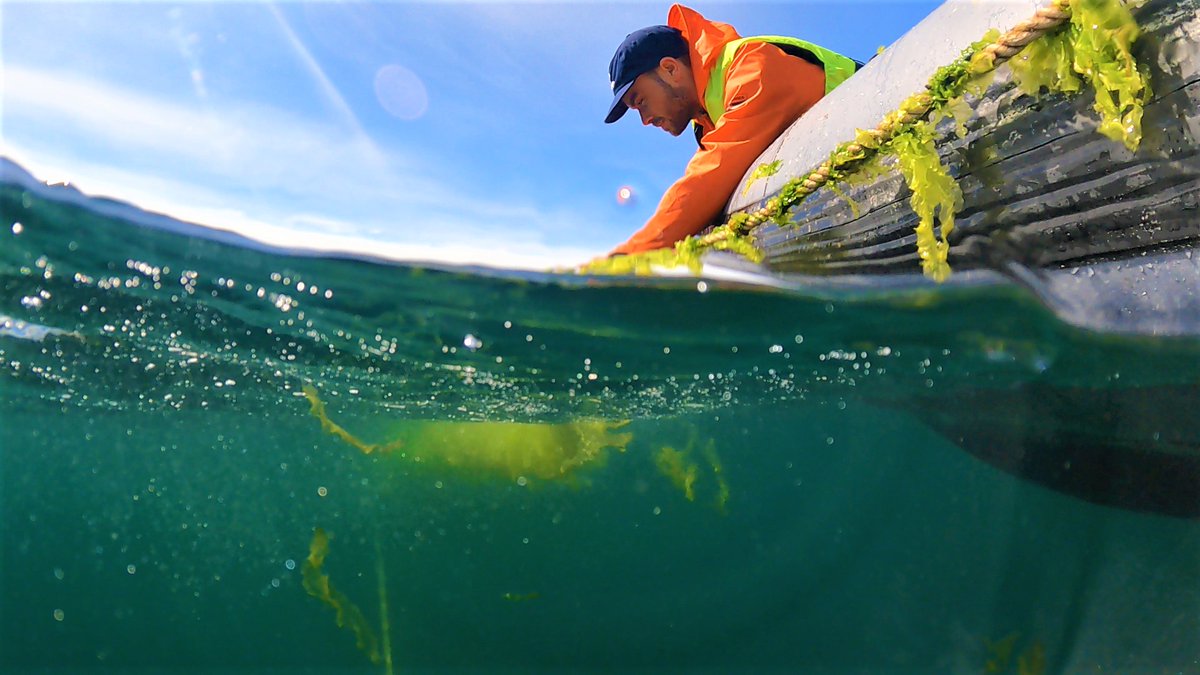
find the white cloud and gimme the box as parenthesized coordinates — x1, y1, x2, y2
(2, 64, 606, 269)
(4, 63, 389, 186)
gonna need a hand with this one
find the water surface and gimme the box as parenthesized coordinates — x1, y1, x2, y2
(2, 168, 1198, 673)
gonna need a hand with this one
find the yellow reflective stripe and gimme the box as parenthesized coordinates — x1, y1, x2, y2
(703, 36, 858, 124)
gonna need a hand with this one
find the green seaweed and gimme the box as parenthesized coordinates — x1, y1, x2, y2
(701, 440, 730, 514)
(742, 159, 782, 196)
(304, 383, 631, 482)
(304, 384, 404, 455)
(839, 153, 892, 190)
(984, 633, 1020, 673)
(773, 179, 805, 218)
(1067, 0, 1151, 150)
(887, 123, 962, 282)
(580, 223, 762, 276)
(928, 29, 1004, 104)
(1008, 29, 1082, 96)
(655, 437, 730, 512)
(302, 528, 383, 665)
(933, 96, 975, 138)
(826, 183, 861, 218)
(727, 211, 753, 233)
(1007, 0, 1149, 150)
(1017, 641, 1046, 675)
(579, 244, 704, 276)
(982, 632, 1046, 675)
(656, 446, 699, 501)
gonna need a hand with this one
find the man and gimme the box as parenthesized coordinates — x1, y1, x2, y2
(604, 5, 859, 256)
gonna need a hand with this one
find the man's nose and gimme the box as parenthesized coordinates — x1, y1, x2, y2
(639, 109, 653, 126)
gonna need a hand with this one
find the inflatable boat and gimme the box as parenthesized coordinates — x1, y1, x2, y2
(714, 0, 1200, 517)
(706, 0, 1200, 338)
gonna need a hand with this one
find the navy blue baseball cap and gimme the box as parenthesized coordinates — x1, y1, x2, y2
(605, 25, 687, 124)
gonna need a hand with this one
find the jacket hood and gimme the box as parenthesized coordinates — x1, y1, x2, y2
(667, 4, 742, 102)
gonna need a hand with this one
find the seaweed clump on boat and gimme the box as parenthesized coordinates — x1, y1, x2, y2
(887, 123, 961, 282)
(1007, 0, 1150, 150)
(579, 221, 763, 276)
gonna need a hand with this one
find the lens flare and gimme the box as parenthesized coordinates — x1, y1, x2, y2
(616, 185, 634, 205)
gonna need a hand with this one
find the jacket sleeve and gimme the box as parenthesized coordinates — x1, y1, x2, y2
(609, 42, 824, 256)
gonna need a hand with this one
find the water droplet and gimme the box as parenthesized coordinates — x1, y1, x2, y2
(53, 609, 64, 622)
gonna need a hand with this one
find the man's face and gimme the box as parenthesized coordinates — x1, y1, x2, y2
(622, 59, 697, 137)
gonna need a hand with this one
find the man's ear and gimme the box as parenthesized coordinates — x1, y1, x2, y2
(659, 56, 683, 79)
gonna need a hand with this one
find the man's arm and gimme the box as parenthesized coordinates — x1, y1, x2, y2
(610, 42, 825, 257)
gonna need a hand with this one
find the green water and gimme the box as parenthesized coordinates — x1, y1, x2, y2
(2, 180, 1199, 673)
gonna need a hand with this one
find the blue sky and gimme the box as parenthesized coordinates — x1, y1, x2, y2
(2, 1, 940, 269)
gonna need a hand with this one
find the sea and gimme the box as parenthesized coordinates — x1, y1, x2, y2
(2, 159, 1198, 674)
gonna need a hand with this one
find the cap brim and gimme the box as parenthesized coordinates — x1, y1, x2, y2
(604, 80, 635, 124)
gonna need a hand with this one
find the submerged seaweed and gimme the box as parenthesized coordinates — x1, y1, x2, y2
(301, 528, 383, 665)
(304, 384, 632, 483)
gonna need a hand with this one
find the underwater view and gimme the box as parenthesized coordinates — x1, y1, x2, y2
(2, 159, 1199, 674)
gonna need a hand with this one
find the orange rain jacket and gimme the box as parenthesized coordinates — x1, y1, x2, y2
(610, 5, 827, 257)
